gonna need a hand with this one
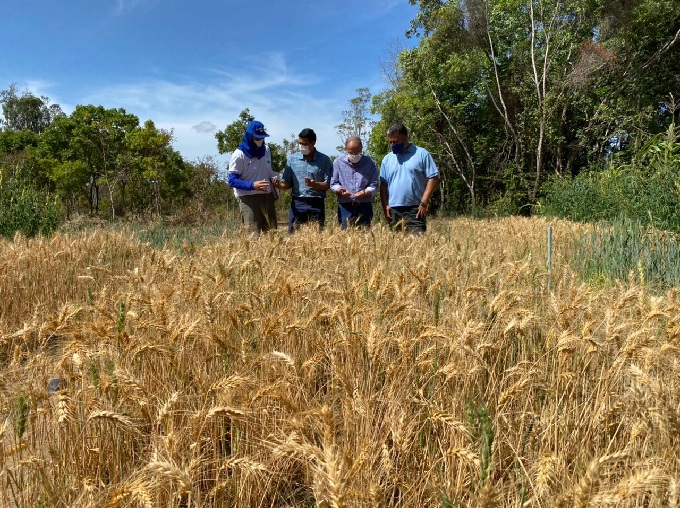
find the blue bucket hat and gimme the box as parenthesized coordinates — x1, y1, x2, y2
(247, 120, 270, 139)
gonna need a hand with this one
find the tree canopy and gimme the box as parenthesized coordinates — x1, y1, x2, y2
(0, 84, 64, 134)
(370, 0, 680, 214)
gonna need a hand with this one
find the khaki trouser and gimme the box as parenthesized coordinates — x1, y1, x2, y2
(238, 194, 277, 234)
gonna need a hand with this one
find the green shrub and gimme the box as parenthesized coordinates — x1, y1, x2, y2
(540, 121, 680, 231)
(0, 174, 62, 238)
(570, 217, 680, 290)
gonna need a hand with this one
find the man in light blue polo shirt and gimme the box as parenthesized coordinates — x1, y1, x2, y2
(277, 128, 332, 232)
(379, 123, 439, 233)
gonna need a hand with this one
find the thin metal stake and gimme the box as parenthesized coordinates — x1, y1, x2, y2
(547, 226, 553, 294)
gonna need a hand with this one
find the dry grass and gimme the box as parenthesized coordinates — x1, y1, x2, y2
(1, 217, 679, 507)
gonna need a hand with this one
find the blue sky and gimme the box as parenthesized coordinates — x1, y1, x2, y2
(1, 0, 418, 165)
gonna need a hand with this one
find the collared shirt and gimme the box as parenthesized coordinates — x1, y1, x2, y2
(379, 143, 439, 207)
(228, 146, 276, 197)
(330, 155, 379, 204)
(282, 150, 332, 199)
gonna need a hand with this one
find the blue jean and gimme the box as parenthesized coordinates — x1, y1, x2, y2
(289, 197, 325, 233)
(337, 201, 373, 229)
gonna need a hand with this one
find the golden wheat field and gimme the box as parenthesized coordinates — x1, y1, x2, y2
(1, 217, 679, 507)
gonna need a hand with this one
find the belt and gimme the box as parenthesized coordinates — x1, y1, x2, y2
(340, 200, 371, 206)
(392, 205, 419, 211)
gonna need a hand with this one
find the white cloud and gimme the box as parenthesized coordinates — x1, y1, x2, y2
(113, 0, 158, 16)
(5, 52, 366, 163)
(192, 121, 217, 133)
(78, 53, 350, 161)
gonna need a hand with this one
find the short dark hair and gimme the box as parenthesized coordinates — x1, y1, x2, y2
(298, 128, 317, 143)
(387, 123, 408, 137)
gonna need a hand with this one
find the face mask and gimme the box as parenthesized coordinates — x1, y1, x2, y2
(347, 153, 362, 164)
(299, 144, 311, 155)
(390, 142, 405, 154)
(253, 138, 264, 147)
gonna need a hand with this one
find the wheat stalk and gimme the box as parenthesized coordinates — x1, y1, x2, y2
(145, 459, 192, 497)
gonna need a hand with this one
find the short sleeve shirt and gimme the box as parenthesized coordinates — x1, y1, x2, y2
(379, 144, 438, 207)
(282, 150, 333, 199)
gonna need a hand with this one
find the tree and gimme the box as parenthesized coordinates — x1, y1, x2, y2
(335, 88, 374, 152)
(41, 110, 190, 218)
(281, 133, 300, 156)
(157, 147, 191, 214)
(0, 84, 64, 134)
(41, 105, 140, 217)
(215, 109, 254, 154)
(268, 143, 287, 173)
(47, 160, 90, 219)
(370, 3, 498, 213)
(184, 156, 233, 214)
(77, 106, 137, 216)
(0, 130, 41, 182)
(373, 0, 680, 214)
(125, 120, 177, 215)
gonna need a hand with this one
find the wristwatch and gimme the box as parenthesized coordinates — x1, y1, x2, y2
(420, 201, 428, 207)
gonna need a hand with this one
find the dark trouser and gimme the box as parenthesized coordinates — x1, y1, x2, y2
(289, 197, 325, 233)
(238, 194, 277, 234)
(389, 205, 426, 234)
(337, 201, 373, 229)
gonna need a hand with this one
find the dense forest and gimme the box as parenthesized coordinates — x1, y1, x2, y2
(1, 0, 679, 237)
(367, 0, 680, 222)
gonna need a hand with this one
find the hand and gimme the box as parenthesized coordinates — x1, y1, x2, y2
(254, 179, 270, 192)
(416, 202, 428, 218)
(337, 188, 351, 197)
(384, 205, 392, 222)
(352, 190, 366, 199)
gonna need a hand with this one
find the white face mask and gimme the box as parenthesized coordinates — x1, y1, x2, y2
(253, 138, 264, 147)
(299, 144, 311, 155)
(347, 153, 362, 164)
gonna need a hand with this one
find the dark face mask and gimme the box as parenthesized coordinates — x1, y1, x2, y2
(390, 142, 405, 154)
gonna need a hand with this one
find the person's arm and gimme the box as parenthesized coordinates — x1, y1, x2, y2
(332, 161, 352, 197)
(421, 176, 439, 204)
(380, 180, 392, 221)
(330, 160, 342, 193)
(277, 163, 292, 190)
(227, 153, 255, 190)
(228, 172, 255, 191)
(308, 180, 331, 191)
(307, 158, 331, 191)
(364, 160, 379, 197)
(416, 176, 440, 218)
(273, 173, 290, 190)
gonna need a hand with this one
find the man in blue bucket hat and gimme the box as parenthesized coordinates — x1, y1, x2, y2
(227, 120, 280, 235)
